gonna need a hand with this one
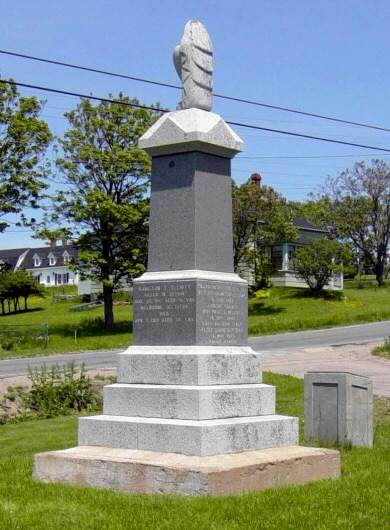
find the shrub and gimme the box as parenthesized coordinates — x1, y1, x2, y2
(292, 239, 350, 293)
(372, 337, 390, 359)
(0, 362, 99, 422)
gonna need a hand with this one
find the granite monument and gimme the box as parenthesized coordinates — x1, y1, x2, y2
(33, 20, 340, 495)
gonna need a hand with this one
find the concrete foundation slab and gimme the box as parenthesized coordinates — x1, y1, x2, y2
(33, 445, 340, 496)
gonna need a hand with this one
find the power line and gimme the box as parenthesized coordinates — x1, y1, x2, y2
(237, 153, 390, 159)
(226, 120, 390, 153)
(4, 79, 390, 153)
(2, 79, 167, 114)
(1, 48, 390, 133)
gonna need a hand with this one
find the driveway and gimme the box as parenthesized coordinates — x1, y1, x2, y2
(261, 342, 390, 397)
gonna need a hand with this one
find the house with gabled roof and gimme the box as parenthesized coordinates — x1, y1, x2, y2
(0, 240, 79, 287)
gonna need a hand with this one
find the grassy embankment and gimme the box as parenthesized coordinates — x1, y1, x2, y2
(248, 280, 390, 335)
(0, 280, 389, 359)
(0, 373, 389, 529)
(0, 286, 133, 359)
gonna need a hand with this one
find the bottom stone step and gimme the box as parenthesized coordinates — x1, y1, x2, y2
(78, 414, 298, 456)
(33, 445, 340, 496)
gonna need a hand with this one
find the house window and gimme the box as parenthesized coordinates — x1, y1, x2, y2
(48, 253, 56, 266)
(271, 246, 283, 270)
(63, 251, 70, 265)
(288, 245, 298, 270)
(47, 276, 51, 284)
(33, 254, 41, 267)
(63, 273, 69, 284)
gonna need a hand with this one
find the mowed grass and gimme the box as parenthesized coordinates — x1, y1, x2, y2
(1, 281, 390, 359)
(0, 286, 133, 359)
(0, 373, 389, 529)
(249, 282, 390, 335)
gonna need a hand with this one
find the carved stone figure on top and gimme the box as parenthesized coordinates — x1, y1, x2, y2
(173, 20, 213, 112)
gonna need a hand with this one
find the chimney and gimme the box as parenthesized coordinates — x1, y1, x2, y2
(250, 172, 262, 188)
(50, 238, 57, 249)
(61, 239, 68, 247)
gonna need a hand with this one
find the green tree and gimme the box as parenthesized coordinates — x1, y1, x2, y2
(232, 181, 298, 287)
(304, 160, 390, 286)
(0, 80, 52, 232)
(44, 95, 159, 329)
(0, 269, 45, 314)
(292, 239, 350, 293)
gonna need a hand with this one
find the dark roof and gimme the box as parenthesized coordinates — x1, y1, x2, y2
(292, 216, 327, 232)
(0, 244, 76, 270)
(0, 248, 30, 271)
(25, 244, 77, 269)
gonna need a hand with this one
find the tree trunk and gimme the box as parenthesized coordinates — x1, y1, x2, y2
(103, 283, 114, 330)
(24, 296, 28, 311)
(375, 262, 385, 286)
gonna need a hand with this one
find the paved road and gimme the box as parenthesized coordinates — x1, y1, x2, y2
(250, 320, 390, 352)
(0, 320, 389, 377)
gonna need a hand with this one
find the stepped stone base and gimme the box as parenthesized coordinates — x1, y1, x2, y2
(118, 345, 262, 386)
(33, 445, 340, 496)
(79, 414, 298, 456)
(103, 383, 275, 419)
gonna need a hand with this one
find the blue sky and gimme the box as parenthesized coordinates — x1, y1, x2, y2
(1, 0, 390, 249)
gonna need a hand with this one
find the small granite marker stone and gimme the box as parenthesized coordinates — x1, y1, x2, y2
(304, 372, 373, 447)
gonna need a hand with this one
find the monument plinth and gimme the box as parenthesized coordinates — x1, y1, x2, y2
(33, 20, 340, 495)
(76, 106, 299, 457)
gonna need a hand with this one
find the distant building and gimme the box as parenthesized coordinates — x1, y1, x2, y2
(240, 216, 343, 290)
(265, 217, 343, 290)
(0, 240, 133, 295)
(239, 173, 343, 290)
(0, 240, 79, 287)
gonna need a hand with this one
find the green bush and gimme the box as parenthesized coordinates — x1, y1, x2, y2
(372, 337, 390, 359)
(0, 362, 99, 422)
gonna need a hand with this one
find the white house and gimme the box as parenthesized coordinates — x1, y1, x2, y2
(0, 240, 79, 287)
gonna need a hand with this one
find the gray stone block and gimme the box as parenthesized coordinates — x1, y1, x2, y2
(103, 383, 275, 420)
(304, 372, 373, 447)
(118, 345, 262, 385)
(133, 274, 247, 346)
(78, 415, 299, 456)
(147, 151, 234, 273)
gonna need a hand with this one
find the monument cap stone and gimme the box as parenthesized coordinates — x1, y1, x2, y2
(138, 108, 244, 158)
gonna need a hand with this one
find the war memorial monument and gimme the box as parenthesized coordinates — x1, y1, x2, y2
(34, 20, 340, 495)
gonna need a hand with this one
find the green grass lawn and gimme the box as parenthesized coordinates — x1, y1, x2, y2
(0, 286, 133, 359)
(0, 373, 389, 529)
(0, 281, 389, 359)
(249, 282, 390, 335)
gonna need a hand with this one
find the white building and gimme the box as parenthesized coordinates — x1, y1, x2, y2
(0, 240, 79, 287)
